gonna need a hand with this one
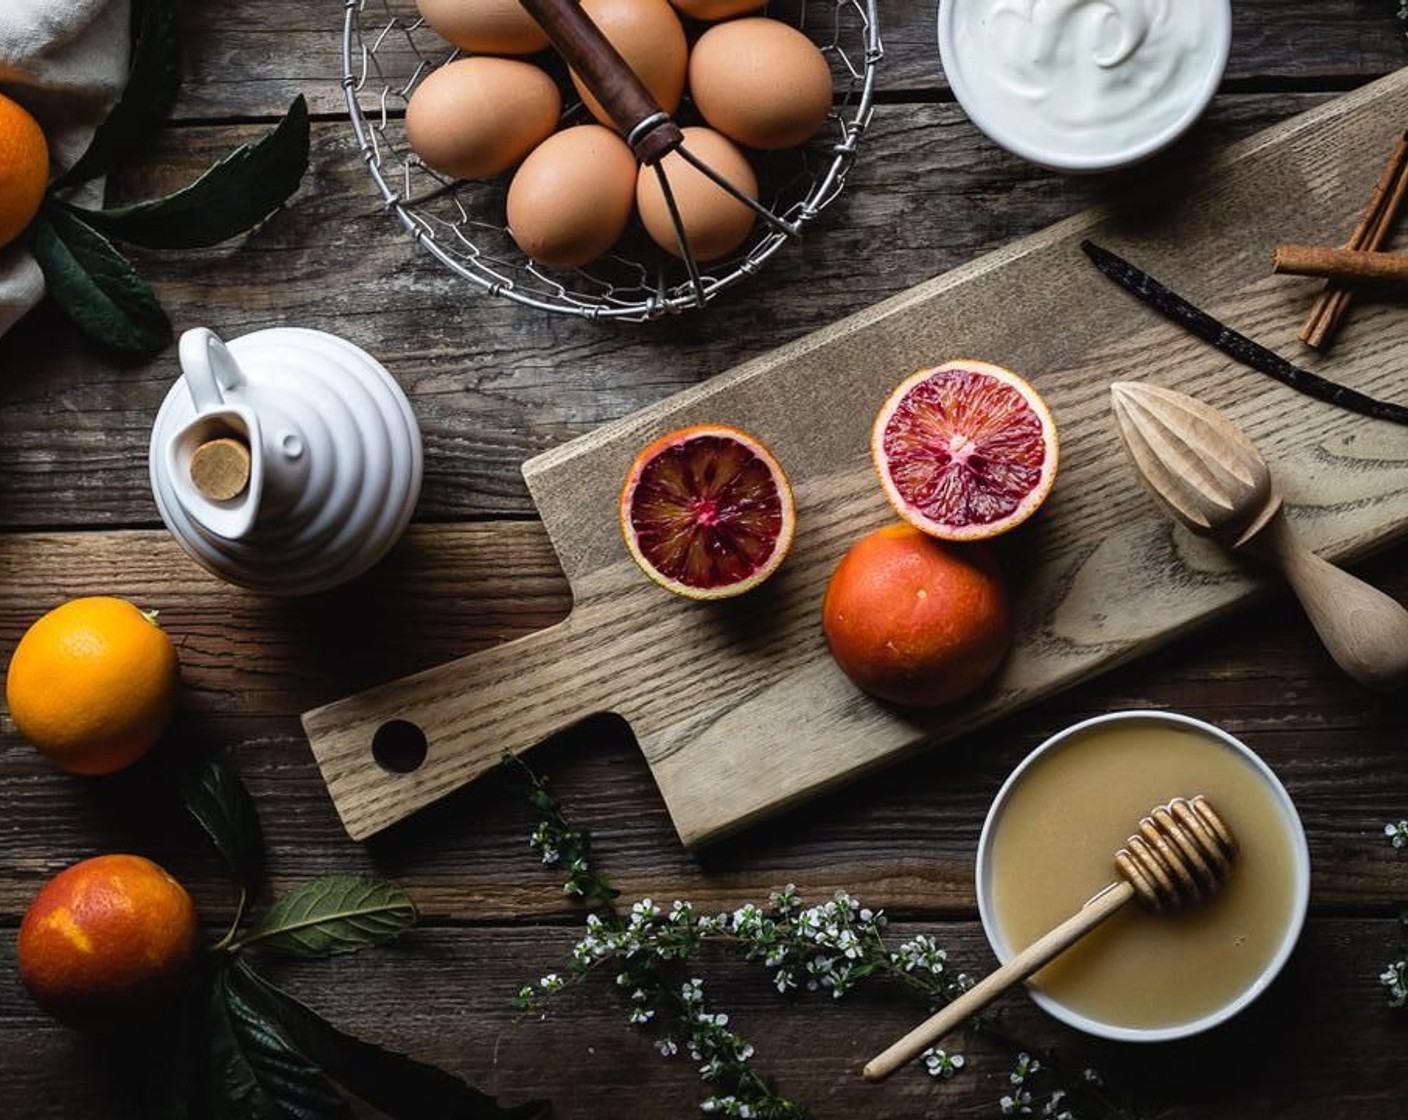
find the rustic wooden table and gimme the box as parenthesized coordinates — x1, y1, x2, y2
(3, 3, 1408, 1117)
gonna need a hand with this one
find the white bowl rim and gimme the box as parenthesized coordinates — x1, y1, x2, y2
(974, 709, 1312, 1042)
(936, 0, 1234, 173)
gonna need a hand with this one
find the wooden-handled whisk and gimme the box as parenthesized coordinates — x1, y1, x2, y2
(515, 0, 799, 303)
(863, 796, 1238, 1083)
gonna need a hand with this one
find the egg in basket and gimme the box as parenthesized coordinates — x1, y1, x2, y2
(343, 0, 881, 318)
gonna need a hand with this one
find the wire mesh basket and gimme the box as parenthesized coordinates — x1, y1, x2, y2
(341, 0, 882, 319)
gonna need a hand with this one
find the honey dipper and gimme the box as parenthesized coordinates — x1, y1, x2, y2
(863, 796, 1237, 1083)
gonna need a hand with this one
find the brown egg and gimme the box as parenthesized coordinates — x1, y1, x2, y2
(406, 58, 561, 181)
(636, 127, 757, 262)
(667, 0, 763, 20)
(689, 18, 833, 150)
(508, 125, 638, 268)
(571, 0, 687, 130)
(415, 0, 549, 54)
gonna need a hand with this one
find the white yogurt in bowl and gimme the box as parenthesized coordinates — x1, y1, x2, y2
(939, 0, 1232, 172)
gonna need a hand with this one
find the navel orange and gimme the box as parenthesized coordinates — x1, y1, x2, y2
(822, 523, 1012, 706)
(6, 597, 180, 775)
(0, 92, 49, 250)
(18, 854, 199, 1033)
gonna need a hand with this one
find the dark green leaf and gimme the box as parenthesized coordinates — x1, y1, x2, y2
(53, 0, 182, 190)
(207, 966, 350, 1120)
(68, 96, 310, 249)
(231, 961, 547, 1120)
(29, 206, 171, 354)
(183, 754, 267, 893)
(240, 875, 417, 958)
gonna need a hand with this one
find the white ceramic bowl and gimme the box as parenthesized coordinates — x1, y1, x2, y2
(975, 710, 1310, 1042)
(937, 0, 1232, 173)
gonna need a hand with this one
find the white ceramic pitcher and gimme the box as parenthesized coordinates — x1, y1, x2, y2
(149, 327, 423, 595)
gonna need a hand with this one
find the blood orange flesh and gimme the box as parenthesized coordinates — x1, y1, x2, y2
(873, 360, 1058, 541)
(620, 425, 795, 599)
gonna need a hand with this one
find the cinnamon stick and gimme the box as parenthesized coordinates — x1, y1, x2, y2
(1299, 129, 1408, 350)
(1274, 244, 1408, 284)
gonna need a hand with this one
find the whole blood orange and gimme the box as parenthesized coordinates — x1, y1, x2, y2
(6, 597, 180, 775)
(0, 92, 48, 250)
(873, 360, 1058, 541)
(620, 424, 795, 600)
(18, 854, 199, 1032)
(822, 523, 1012, 706)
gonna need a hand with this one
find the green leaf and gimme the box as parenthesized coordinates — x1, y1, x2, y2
(67, 96, 310, 250)
(231, 961, 547, 1120)
(183, 754, 267, 893)
(207, 966, 351, 1120)
(28, 206, 171, 354)
(53, 0, 182, 191)
(239, 875, 417, 958)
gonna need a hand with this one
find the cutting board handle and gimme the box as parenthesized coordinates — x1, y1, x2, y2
(301, 616, 605, 839)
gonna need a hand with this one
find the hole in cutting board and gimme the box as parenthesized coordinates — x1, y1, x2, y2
(372, 720, 429, 773)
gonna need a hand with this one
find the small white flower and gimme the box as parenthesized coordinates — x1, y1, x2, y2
(922, 1048, 965, 1080)
(657, 1038, 678, 1058)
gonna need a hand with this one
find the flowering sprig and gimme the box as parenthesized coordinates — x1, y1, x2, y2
(511, 760, 1137, 1118)
(1379, 821, 1408, 1008)
(996, 1054, 1138, 1120)
(513, 756, 618, 906)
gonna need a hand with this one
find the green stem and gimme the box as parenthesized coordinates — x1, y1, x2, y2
(211, 887, 248, 953)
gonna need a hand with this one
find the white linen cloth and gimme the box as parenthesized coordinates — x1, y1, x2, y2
(0, 0, 130, 339)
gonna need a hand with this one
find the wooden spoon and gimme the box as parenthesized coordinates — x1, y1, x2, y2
(863, 796, 1237, 1083)
(1111, 381, 1408, 693)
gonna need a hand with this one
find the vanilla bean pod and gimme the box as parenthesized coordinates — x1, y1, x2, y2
(1081, 240, 1408, 427)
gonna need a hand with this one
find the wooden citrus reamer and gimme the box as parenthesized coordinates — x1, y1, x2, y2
(516, 0, 798, 304)
(1111, 381, 1408, 693)
(864, 796, 1238, 1083)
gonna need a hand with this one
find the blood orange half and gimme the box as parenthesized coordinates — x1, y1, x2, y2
(872, 360, 1058, 541)
(620, 425, 796, 600)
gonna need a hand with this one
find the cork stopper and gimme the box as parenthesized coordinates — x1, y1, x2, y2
(189, 437, 251, 502)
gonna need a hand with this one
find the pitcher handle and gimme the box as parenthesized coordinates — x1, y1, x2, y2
(179, 328, 246, 411)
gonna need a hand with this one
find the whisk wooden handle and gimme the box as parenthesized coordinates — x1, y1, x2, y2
(862, 881, 1135, 1083)
(516, 0, 683, 163)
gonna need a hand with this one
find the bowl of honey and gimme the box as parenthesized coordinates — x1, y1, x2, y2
(976, 710, 1311, 1041)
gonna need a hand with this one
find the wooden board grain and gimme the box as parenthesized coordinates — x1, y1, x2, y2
(3, 528, 1405, 921)
(2, 919, 1403, 1120)
(303, 70, 1408, 848)
(0, 96, 1324, 529)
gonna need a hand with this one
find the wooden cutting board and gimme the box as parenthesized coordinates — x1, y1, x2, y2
(304, 70, 1408, 847)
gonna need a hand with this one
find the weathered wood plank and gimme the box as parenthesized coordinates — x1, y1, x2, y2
(1, 527, 1404, 920)
(0, 94, 1343, 529)
(0, 919, 1403, 1118)
(169, 1, 1408, 119)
